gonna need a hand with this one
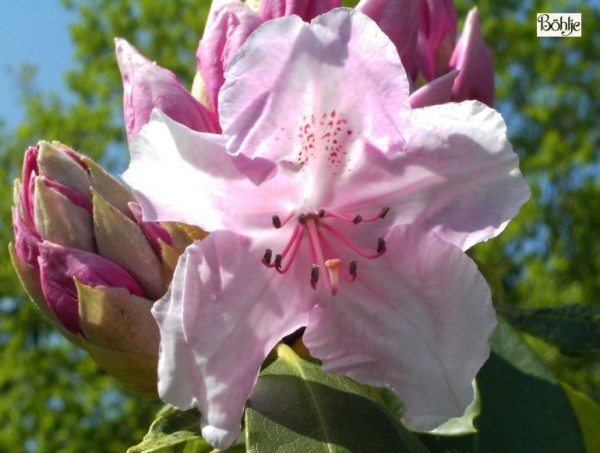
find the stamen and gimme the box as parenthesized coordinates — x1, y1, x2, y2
(298, 213, 307, 224)
(310, 265, 319, 289)
(318, 209, 325, 218)
(274, 229, 305, 274)
(306, 216, 332, 293)
(320, 223, 386, 259)
(325, 259, 342, 296)
(262, 249, 273, 265)
(321, 207, 390, 224)
(272, 215, 282, 229)
(280, 225, 301, 259)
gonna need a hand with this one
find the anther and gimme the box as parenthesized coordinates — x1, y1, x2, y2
(274, 254, 283, 268)
(377, 237, 386, 253)
(310, 264, 320, 289)
(298, 213, 307, 224)
(262, 249, 273, 265)
(349, 260, 357, 277)
(272, 215, 282, 229)
(352, 215, 363, 225)
(318, 209, 325, 218)
(379, 207, 390, 219)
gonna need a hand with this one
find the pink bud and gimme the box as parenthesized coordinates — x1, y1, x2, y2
(38, 242, 145, 333)
(417, 0, 457, 80)
(449, 8, 494, 106)
(259, 0, 341, 22)
(197, 1, 262, 112)
(356, 0, 419, 80)
(116, 38, 220, 141)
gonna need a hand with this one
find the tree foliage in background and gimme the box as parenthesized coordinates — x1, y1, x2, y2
(0, 0, 599, 450)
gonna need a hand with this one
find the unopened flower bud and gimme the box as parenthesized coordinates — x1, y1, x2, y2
(409, 1, 494, 106)
(10, 141, 204, 396)
(115, 38, 220, 141)
(449, 8, 494, 106)
(417, 0, 457, 80)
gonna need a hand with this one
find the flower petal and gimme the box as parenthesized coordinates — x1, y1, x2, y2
(197, 0, 262, 112)
(356, 0, 419, 79)
(259, 0, 341, 21)
(303, 224, 496, 431)
(219, 9, 409, 184)
(38, 241, 145, 333)
(449, 8, 494, 106)
(409, 69, 457, 108)
(116, 38, 219, 141)
(325, 101, 530, 250)
(123, 110, 301, 234)
(417, 0, 457, 79)
(152, 231, 314, 449)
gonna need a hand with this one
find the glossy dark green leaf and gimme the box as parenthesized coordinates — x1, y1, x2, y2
(476, 319, 585, 453)
(127, 406, 210, 453)
(245, 345, 427, 453)
(498, 304, 600, 356)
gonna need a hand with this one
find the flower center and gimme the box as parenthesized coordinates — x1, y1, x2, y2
(262, 207, 389, 296)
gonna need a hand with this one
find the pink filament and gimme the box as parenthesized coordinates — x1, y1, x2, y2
(320, 222, 384, 259)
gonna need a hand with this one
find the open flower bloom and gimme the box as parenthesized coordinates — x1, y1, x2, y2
(124, 9, 529, 449)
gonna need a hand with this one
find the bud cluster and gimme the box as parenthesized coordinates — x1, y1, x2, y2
(10, 141, 204, 395)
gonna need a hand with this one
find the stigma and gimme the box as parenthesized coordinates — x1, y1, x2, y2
(262, 207, 388, 296)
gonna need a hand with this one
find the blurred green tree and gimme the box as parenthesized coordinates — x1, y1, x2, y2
(0, 0, 599, 450)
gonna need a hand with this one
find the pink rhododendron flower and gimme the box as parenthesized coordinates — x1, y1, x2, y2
(124, 9, 529, 449)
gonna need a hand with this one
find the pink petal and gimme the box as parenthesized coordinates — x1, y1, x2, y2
(324, 101, 530, 251)
(409, 69, 457, 108)
(417, 0, 457, 78)
(128, 201, 173, 256)
(303, 224, 496, 430)
(123, 110, 299, 233)
(356, 0, 419, 79)
(40, 176, 93, 212)
(12, 206, 41, 268)
(197, 0, 262, 112)
(21, 146, 39, 222)
(449, 8, 494, 106)
(38, 242, 145, 333)
(152, 231, 314, 449)
(259, 0, 341, 21)
(220, 9, 409, 184)
(404, 102, 528, 249)
(418, 0, 457, 50)
(116, 38, 219, 141)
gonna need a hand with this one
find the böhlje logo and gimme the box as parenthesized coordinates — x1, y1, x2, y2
(537, 13, 582, 37)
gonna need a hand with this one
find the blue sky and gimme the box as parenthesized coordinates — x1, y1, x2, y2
(0, 1, 74, 129)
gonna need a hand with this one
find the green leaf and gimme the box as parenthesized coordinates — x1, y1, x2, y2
(476, 318, 586, 452)
(127, 406, 211, 453)
(498, 304, 600, 356)
(245, 344, 427, 453)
